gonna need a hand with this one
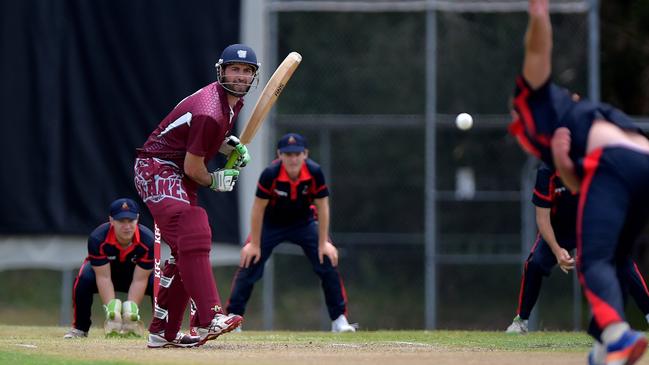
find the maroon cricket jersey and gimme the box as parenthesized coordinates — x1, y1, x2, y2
(137, 82, 243, 193)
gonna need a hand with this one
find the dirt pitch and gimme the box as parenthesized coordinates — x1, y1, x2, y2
(1, 325, 647, 365)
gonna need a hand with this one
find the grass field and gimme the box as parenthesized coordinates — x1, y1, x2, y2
(1, 324, 634, 365)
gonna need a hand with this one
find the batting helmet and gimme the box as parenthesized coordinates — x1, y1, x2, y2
(215, 44, 261, 97)
(217, 44, 260, 70)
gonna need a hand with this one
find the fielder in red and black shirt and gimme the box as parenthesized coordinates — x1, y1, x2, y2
(227, 133, 356, 332)
(508, 2, 649, 359)
(66, 198, 154, 338)
(507, 165, 649, 333)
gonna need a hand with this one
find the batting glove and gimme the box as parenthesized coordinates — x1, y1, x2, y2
(219, 135, 251, 168)
(210, 168, 239, 192)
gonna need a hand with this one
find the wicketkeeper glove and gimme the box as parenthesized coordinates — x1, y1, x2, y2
(219, 135, 251, 168)
(103, 298, 122, 338)
(122, 300, 140, 322)
(209, 168, 240, 192)
(104, 298, 122, 321)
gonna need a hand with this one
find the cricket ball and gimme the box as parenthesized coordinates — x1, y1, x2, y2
(455, 113, 473, 131)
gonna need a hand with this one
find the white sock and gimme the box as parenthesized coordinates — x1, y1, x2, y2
(602, 322, 630, 345)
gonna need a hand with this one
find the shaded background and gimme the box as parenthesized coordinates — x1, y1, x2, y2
(0, 0, 241, 240)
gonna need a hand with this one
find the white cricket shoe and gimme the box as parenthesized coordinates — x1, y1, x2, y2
(63, 328, 88, 339)
(147, 331, 201, 348)
(505, 315, 528, 334)
(332, 314, 356, 333)
(196, 313, 243, 345)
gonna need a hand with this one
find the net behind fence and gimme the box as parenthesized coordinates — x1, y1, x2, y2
(256, 2, 597, 329)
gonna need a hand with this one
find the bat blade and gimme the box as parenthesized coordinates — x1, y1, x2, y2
(225, 52, 302, 168)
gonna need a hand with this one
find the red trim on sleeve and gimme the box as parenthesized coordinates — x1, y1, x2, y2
(514, 77, 536, 134)
(509, 120, 542, 158)
(257, 182, 272, 195)
(533, 189, 552, 202)
(510, 76, 551, 155)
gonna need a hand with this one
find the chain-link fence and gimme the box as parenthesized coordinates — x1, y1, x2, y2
(238, 0, 612, 331)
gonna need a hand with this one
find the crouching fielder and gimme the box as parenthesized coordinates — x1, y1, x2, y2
(64, 198, 154, 339)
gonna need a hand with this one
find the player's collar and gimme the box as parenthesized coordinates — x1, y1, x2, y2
(106, 225, 141, 249)
(277, 162, 310, 183)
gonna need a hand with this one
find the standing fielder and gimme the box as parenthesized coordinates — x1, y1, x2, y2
(509, 1, 649, 363)
(134, 44, 256, 348)
(506, 164, 649, 334)
(226, 133, 356, 332)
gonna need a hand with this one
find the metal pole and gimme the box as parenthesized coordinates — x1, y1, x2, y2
(588, 0, 600, 103)
(424, 7, 438, 330)
(60, 269, 73, 326)
(520, 157, 538, 330)
(239, 0, 273, 257)
(319, 129, 332, 330)
(572, 267, 582, 330)
(574, 0, 598, 331)
(319, 129, 332, 185)
(262, 8, 279, 331)
(262, 257, 275, 330)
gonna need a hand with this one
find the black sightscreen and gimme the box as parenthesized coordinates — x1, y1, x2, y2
(0, 0, 241, 243)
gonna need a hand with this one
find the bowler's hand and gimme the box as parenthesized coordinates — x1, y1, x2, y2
(240, 242, 261, 268)
(318, 241, 339, 267)
(554, 248, 575, 274)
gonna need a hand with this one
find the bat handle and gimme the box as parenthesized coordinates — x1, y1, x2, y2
(224, 150, 241, 169)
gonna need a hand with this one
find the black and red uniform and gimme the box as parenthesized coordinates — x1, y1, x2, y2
(226, 158, 349, 321)
(71, 223, 154, 332)
(509, 75, 649, 340)
(513, 164, 649, 323)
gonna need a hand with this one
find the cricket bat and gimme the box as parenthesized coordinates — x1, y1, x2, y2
(224, 51, 302, 168)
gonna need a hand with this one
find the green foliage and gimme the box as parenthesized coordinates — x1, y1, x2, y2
(601, 0, 649, 114)
(277, 12, 426, 114)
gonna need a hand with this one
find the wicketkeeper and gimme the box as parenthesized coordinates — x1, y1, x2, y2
(64, 198, 154, 338)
